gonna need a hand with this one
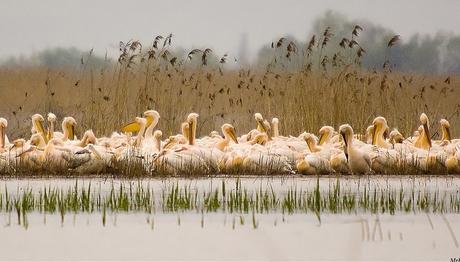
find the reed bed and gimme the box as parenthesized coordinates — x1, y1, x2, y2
(1, 178, 460, 227)
(1, 28, 459, 140)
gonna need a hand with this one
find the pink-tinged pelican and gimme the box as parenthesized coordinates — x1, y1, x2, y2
(339, 124, 372, 174)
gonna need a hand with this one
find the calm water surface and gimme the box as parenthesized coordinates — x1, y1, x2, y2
(0, 176, 459, 261)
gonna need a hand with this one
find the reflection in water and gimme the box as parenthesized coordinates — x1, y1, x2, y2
(0, 176, 460, 260)
(1, 176, 460, 227)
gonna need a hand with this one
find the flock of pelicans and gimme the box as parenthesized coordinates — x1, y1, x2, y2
(0, 110, 459, 175)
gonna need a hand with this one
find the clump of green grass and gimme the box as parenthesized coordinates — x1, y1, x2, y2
(1, 178, 460, 228)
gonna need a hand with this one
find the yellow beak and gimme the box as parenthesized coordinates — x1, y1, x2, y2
(423, 123, 432, 148)
(318, 133, 326, 145)
(122, 116, 153, 133)
(36, 120, 48, 144)
(229, 128, 238, 144)
(69, 124, 75, 141)
(372, 124, 378, 145)
(257, 119, 267, 133)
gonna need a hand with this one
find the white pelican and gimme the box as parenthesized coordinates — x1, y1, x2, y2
(46, 112, 58, 141)
(31, 114, 47, 143)
(254, 113, 265, 133)
(7, 138, 43, 168)
(0, 118, 10, 152)
(446, 145, 460, 174)
(132, 117, 147, 148)
(372, 116, 391, 149)
(389, 129, 404, 145)
(215, 124, 238, 151)
(121, 110, 159, 134)
(73, 144, 114, 174)
(187, 113, 199, 145)
(141, 110, 161, 152)
(318, 126, 336, 146)
(339, 124, 372, 174)
(414, 113, 431, 150)
(59, 117, 77, 142)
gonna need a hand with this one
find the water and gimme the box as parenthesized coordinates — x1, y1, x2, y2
(0, 176, 459, 261)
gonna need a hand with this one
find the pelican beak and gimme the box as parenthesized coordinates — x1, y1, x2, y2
(69, 124, 75, 141)
(318, 133, 325, 146)
(306, 140, 313, 152)
(372, 124, 378, 145)
(121, 121, 141, 133)
(341, 132, 348, 148)
(145, 116, 154, 128)
(257, 119, 267, 133)
(36, 119, 47, 143)
(229, 128, 238, 144)
(446, 126, 452, 141)
(188, 119, 195, 145)
(0, 126, 5, 149)
(423, 123, 432, 148)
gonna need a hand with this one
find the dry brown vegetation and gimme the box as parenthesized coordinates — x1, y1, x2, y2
(1, 29, 459, 141)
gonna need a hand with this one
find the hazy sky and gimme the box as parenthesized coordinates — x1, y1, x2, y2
(1, 0, 460, 60)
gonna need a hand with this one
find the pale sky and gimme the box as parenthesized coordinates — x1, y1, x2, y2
(1, 0, 460, 60)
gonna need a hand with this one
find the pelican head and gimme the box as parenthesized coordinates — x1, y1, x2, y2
(389, 129, 404, 144)
(87, 130, 97, 145)
(11, 138, 26, 149)
(86, 144, 102, 160)
(372, 116, 388, 145)
(47, 113, 57, 123)
(32, 114, 45, 133)
(31, 114, 47, 143)
(0, 118, 7, 149)
(254, 113, 266, 133)
(62, 117, 77, 141)
(187, 113, 199, 145)
(121, 110, 159, 134)
(0, 118, 8, 128)
(32, 114, 45, 123)
(143, 110, 160, 128)
(163, 136, 179, 150)
(153, 130, 162, 139)
(304, 133, 320, 152)
(153, 130, 162, 151)
(339, 124, 354, 147)
(251, 133, 268, 146)
(318, 126, 334, 145)
(418, 113, 432, 149)
(420, 113, 429, 125)
(135, 116, 147, 126)
(221, 123, 238, 144)
(440, 119, 451, 142)
(254, 113, 263, 122)
(209, 130, 221, 138)
(30, 133, 46, 148)
(81, 129, 97, 146)
(46, 113, 57, 140)
(246, 129, 261, 141)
